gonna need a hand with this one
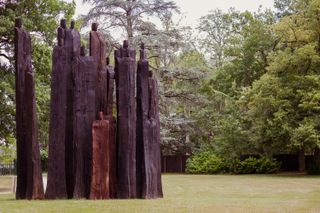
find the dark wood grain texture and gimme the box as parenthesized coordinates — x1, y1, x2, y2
(46, 21, 80, 199)
(106, 61, 117, 198)
(115, 41, 137, 199)
(90, 24, 107, 117)
(136, 45, 163, 199)
(14, 19, 44, 200)
(72, 55, 98, 199)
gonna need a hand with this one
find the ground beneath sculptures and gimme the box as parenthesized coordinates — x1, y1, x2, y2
(0, 174, 320, 213)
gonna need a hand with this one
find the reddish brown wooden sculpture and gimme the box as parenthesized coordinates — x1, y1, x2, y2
(136, 44, 163, 199)
(90, 112, 110, 199)
(115, 41, 137, 199)
(73, 47, 98, 199)
(14, 18, 44, 200)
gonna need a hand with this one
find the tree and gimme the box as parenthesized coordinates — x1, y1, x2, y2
(193, 10, 277, 161)
(0, 0, 75, 161)
(83, 0, 178, 41)
(241, 0, 320, 171)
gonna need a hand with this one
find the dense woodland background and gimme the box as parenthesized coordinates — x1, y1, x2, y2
(0, 0, 319, 173)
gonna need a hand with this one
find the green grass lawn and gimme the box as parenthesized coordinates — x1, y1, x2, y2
(0, 174, 320, 213)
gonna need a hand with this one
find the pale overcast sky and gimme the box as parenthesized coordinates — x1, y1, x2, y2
(73, 0, 275, 27)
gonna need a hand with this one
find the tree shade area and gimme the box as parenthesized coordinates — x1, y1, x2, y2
(0, 0, 320, 177)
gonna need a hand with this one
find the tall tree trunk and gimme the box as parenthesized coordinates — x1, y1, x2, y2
(298, 147, 305, 172)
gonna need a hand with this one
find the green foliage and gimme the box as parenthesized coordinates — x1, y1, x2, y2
(0, 0, 75, 159)
(193, 0, 320, 172)
(186, 150, 226, 174)
(234, 157, 281, 174)
(307, 163, 320, 175)
(186, 151, 281, 174)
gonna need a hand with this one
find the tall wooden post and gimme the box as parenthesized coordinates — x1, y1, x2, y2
(65, 20, 81, 199)
(115, 41, 137, 199)
(90, 23, 107, 116)
(14, 18, 44, 200)
(136, 43, 163, 199)
(46, 19, 80, 199)
(73, 47, 98, 199)
(46, 19, 69, 199)
(148, 72, 163, 198)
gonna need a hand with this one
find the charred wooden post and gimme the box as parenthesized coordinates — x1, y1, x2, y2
(46, 19, 69, 199)
(73, 46, 98, 199)
(106, 58, 117, 198)
(147, 71, 163, 198)
(136, 43, 163, 199)
(90, 23, 107, 116)
(64, 19, 81, 199)
(115, 40, 137, 199)
(90, 112, 110, 199)
(46, 19, 80, 199)
(14, 18, 44, 200)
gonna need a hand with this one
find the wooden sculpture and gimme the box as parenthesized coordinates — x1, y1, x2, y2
(14, 18, 44, 200)
(136, 43, 163, 199)
(115, 41, 137, 199)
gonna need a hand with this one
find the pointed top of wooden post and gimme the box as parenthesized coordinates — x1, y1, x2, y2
(15, 18, 22, 28)
(92, 23, 98, 31)
(106, 57, 110, 65)
(70, 20, 75, 29)
(140, 42, 146, 60)
(123, 40, 129, 48)
(60, 19, 67, 29)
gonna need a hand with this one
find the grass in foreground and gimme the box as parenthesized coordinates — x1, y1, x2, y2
(0, 174, 320, 213)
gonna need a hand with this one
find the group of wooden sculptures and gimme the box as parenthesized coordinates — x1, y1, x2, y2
(14, 18, 162, 200)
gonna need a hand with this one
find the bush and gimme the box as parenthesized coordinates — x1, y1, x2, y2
(186, 152, 281, 174)
(186, 151, 226, 174)
(307, 163, 320, 175)
(234, 157, 281, 174)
